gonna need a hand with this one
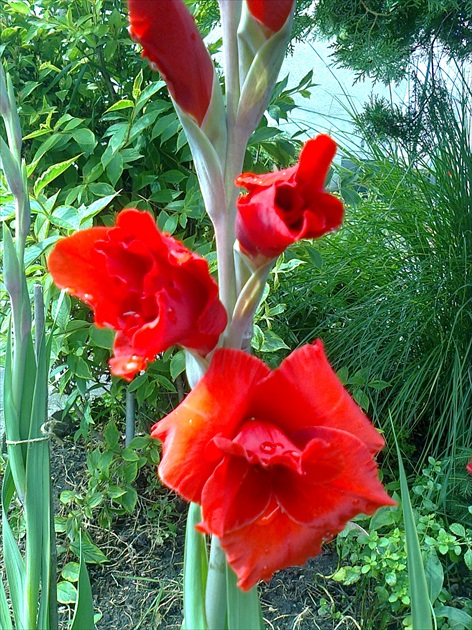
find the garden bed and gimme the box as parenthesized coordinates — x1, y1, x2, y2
(51, 436, 344, 630)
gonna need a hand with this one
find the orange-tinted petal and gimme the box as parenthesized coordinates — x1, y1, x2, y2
(251, 340, 386, 454)
(151, 349, 270, 502)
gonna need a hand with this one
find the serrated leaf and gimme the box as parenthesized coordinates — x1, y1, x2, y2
(449, 523, 465, 538)
(104, 422, 120, 448)
(89, 325, 114, 349)
(464, 548, 472, 570)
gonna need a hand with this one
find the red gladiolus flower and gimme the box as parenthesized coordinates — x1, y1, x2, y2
(128, 0, 214, 126)
(48, 209, 227, 381)
(235, 134, 344, 264)
(246, 0, 295, 34)
(152, 340, 395, 590)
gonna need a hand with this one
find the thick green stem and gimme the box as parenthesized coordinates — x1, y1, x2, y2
(205, 537, 228, 629)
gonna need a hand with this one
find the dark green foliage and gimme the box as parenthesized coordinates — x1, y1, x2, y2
(269, 76, 472, 477)
(313, 0, 472, 84)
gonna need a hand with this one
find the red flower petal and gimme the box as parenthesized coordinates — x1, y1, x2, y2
(47, 226, 118, 322)
(235, 165, 297, 191)
(235, 135, 343, 262)
(274, 427, 395, 527)
(251, 340, 386, 454)
(153, 346, 394, 590)
(48, 209, 226, 380)
(199, 457, 272, 537)
(467, 457, 472, 476)
(127, 0, 214, 125)
(236, 186, 299, 259)
(219, 502, 324, 591)
(151, 350, 270, 502)
(246, 0, 295, 33)
(296, 135, 338, 192)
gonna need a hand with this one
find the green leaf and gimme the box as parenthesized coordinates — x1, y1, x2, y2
(259, 330, 289, 353)
(57, 581, 77, 605)
(89, 325, 114, 349)
(0, 136, 22, 198)
(70, 537, 108, 565)
(156, 374, 177, 392)
(226, 566, 263, 630)
(71, 538, 95, 630)
(60, 490, 77, 504)
(353, 388, 370, 412)
(464, 548, 472, 570)
(108, 485, 126, 499)
(0, 577, 13, 630)
(104, 422, 120, 448)
(183, 504, 208, 630)
(393, 419, 433, 630)
(122, 448, 140, 462)
(49, 205, 80, 230)
(2, 223, 21, 298)
(78, 193, 117, 225)
(119, 487, 137, 513)
(106, 152, 123, 186)
(105, 99, 134, 112)
(449, 523, 465, 538)
(170, 351, 186, 381)
(9, 2, 30, 15)
(424, 549, 443, 604)
(34, 154, 82, 197)
(127, 372, 148, 393)
(435, 606, 472, 629)
(71, 128, 97, 156)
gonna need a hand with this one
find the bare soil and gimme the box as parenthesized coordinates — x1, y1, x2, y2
(51, 437, 349, 630)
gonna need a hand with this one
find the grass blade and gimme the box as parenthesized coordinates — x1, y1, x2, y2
(393, 421, 433, 630)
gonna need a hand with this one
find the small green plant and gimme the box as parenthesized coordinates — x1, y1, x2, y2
(332, 459, 472, 629)
(57, 422, 161, 561)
